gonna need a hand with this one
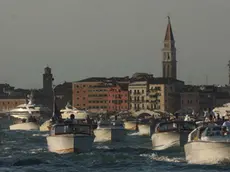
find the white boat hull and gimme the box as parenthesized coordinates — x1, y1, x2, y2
(94, 128, 126, 142)
(9, 122, 39, 131)
(40, 120, 51, 131)
(138, 124, 151, 136)
(185, 141, 230, 164)
(124, 121, 137, 131)
(46, 134, 95, 154)
(151, 132, 189, 151)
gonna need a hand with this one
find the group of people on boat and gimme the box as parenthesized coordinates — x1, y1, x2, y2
(21, 116, 37, 123)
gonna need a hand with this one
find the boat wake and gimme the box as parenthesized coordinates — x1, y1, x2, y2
(140, 153, 186, 163)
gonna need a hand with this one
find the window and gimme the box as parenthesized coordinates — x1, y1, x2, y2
(142, 90, 144, 94)
(83, 97, 85, 100)
(141, 96, 144, 101)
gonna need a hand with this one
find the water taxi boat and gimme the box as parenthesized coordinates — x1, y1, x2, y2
(151, 121, 197, 151)
(185, 125, 230, 164)
(46, 121, 95, 154)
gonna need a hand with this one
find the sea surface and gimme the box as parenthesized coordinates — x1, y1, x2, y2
(0, 117, 229, 172)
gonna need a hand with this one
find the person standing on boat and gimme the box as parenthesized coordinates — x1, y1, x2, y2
(222, 115, 230, 127)
(207, 115, 217, 127)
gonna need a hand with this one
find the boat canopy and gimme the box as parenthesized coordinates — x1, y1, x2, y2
(155, 121, 197, 133)
(50, 123, 93, 136)
(188, 125, 229, 142)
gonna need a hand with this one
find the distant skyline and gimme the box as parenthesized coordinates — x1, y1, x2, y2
(0, 0, 229, 88)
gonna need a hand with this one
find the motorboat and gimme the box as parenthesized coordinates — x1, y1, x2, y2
(151, 121, 197, 151)
(123, 116, 138, 131)
(94, 118, 126, 142)
(46, 121, 95, 154)
(184, 125, 230, 164)
(136, 110, 172, 136)
(212, 103, 230, 118)
(40, 103, 91, 131)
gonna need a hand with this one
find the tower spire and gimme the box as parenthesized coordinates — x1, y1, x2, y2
(162, 16, 177, 79)
(164, 16, 174, 42)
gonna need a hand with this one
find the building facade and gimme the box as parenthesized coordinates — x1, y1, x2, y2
(129, 77, 184, 113)
(0, 98, 26, 112)
(72, 77, 129, 113)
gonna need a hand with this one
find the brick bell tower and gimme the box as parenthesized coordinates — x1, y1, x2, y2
(43, 65, 53, 95)
(162, 16, 177, 79)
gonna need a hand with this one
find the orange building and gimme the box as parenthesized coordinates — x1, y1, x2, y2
(72, 77, 129, 113)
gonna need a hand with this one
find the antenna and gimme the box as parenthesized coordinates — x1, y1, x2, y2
(187, 75, 192, 85)
(228, 60, 230, 85)
(205, 75, 208, 85)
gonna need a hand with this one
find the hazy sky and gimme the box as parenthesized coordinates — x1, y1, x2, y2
(0, 0, 229, 88)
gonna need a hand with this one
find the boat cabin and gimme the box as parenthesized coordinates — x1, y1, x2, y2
(188, 125, 230, 142)
(155, 121, 197, 133)
(50, 123, 93, 136)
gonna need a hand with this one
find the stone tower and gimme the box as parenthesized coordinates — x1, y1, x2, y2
(43, 66, 53, 95)
(162, 16, 177, 79)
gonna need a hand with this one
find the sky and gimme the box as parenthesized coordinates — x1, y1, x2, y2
(0, 0, 229, 88)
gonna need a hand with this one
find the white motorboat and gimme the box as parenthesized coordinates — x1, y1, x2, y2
(151, 121, 197, 151)
(94, 118, 126, 142)
(185, 125, 230, 164)
(46, 121, 95, 154)
(40, 103, 89, 131)
(212, 103, 230, 118)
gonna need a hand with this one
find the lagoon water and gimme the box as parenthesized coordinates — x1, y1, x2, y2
(0, 118, 229, 172)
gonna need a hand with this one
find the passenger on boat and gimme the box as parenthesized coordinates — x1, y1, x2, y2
(221, 126, 228, 136)
(222, 115, 230, 127)
(207, 115, 217, 127)
(86, 115, 92, 125)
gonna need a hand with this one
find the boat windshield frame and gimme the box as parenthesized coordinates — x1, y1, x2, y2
(50, 123, 93, 136)
(155, 121, 197, 133)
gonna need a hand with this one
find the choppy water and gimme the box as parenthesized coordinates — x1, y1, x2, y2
(0, 117, 230, 172)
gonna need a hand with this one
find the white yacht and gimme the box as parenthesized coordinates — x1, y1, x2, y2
(94, 118, 126, 142)
(185, 125, 230, 164)
(60, 103, 89, 120)
(9, 93, 52, 130)
(47, 121, 95, 154)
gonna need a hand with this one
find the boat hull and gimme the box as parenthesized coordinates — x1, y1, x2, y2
(40, 120, 51, 131)
(185, 141, 230, 164)
(138, 124, 151, 136)
(151, 131, 189, 151)
(9, 122, 39, 131)
(94, 128, 126, 142)
(124, 121, 137, 131)
(46, 134, 95, 154)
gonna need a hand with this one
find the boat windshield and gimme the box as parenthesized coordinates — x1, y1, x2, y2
(156, 122, 196, 132)
(201, 126, 222, 137)
(51, 124, 93, 136)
